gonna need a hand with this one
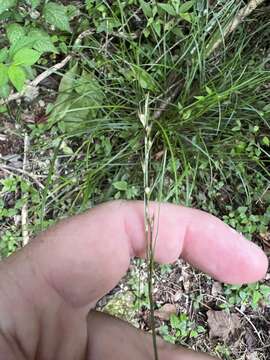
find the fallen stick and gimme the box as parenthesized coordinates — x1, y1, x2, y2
(208, 0, 266, 55)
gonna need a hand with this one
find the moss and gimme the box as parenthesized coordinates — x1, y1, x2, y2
(103, 291, 138, 327)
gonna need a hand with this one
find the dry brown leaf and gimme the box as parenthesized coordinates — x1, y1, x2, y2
(207, 310, 241, 340)
(173, 290, 182, 302)
(154, 303, 177, 321)
(211, 282, 223, 297)
(154, 150, 165, 160)
(181, 268, 191, 292)
(246, 352, 259, 360)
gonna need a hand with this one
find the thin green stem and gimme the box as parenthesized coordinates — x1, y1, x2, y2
(140, 94, 159, 360)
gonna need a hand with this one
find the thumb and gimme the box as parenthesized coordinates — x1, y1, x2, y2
(87, 310, 216, 360)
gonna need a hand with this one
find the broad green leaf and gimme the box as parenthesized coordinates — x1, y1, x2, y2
(0, 64, 8, 87)
(43, 2, 71, 32)
(263, 104, 270, 112)
(48, 63, 78, 123)
(33, 38, 57, 53)
(13, 48, 41, 66)
(262, 136, 270, 146)
(25, 0, 40, 8)
(0, 0, 17, 15)
(8, 65, 26, 91)
(132, 66, 156, 91)
(66, 4, 79, 19)
(28, 28, 48, 39)
(75, 70, 104, 103)
(158, 3, 177, 16)
(59, 96, 92, 132)
(179, 1, 194, 13)
(260, 285, 270, 297)
(152, 20, 161, 36)
(59, 63, 78, 93)
(180, 12, 193, 23)
(6, 23, 25, 44)
(23, 65, 35, 80)
(139, 0, 152, 18)
(96, 18, 121, 33)
(0, 47, 8, 62)
(0, 83, 10, 98)
(28, 29, 57, 53)
(0, 105, 7, 113)
(252, 290, 262, 305)
(113, 181, 128, 191)
(9, 35, 36, 57)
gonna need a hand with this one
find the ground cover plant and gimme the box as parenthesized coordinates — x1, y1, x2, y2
(0, 0, 270, 359)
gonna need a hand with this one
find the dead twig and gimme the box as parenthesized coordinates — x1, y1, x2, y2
(208, 0, 265, 55)
(153, 78, 183, 120)
(0, 164, 45, 189)
(205, 294, 264, 346)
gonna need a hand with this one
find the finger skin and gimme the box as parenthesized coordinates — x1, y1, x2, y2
(87, 310, 216, 360)
(28, 201, 268, 308)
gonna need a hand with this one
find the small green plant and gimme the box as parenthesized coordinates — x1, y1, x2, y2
(113, 180, 139, 200)
(0, 229, 20, 258)
(221, 283, 270, 310)
(223, 205, 270, 239)
(214, 344, 231, 360)
(127, 264, 150, 311)
(159, 313, 205, 344)
(0, 0, 73, 97)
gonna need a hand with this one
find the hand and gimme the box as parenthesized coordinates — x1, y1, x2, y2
(0, 201, 267, 360)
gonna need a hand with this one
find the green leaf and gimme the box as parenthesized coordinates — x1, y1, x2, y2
(59, 96, 92, 132)
(139, 0, 152, 18)
(262, 136, 270, 146)
(48, 63, 78, 123)
(6, 23, 25, 44)
(28, 29, 57, 53)
(197, 326, 206, 333)
(132, 66, 156, 91)
(13, 48, 41, 66)
(158, 3, 177, 16)
(9, 35, 36, 57)
(170, 314, 180, 329)
(8, 65, 26, 91)
(0, 83, 10, 98)
(96, 17, 121, 33)
(0, 0, 17, 15)
(0, 64, 9, 87)
(0, 47, 9, 62)
(43, 2, 71, 32)
(34, 38, 57, 53)
(25, 0, 40, 8)
(59, 63, 78, 93)
(113, 181, 128, 191)
(152, 20, 161, 36)
(180, 12, 193, 23)
(66, 4, 79, 19)
(190, 330, 198, 338)
(179, 1, 194, 13)
(252, 290, 262, 305)
(259, 285, 270, 298)
(75, 70, 104, 103)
